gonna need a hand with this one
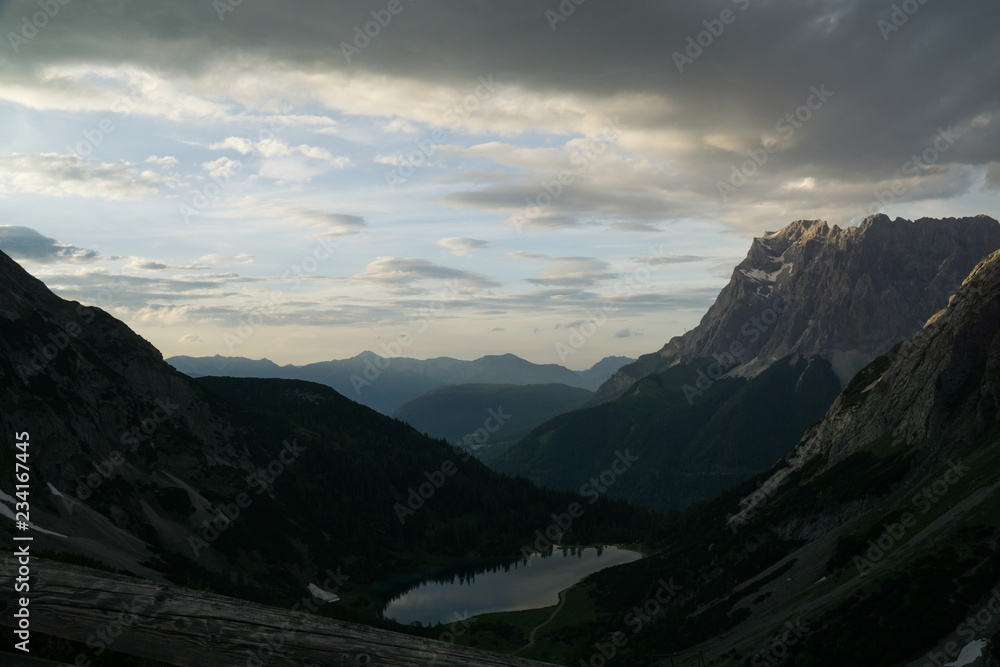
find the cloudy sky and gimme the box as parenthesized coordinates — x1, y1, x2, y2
(0, 0, 998, 368)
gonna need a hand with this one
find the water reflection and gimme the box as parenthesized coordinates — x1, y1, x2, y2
(382, 545, 641, 625)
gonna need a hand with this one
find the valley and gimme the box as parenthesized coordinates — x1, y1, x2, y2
(3, 3, 1000, 664)
(4, 214, 1000, 666)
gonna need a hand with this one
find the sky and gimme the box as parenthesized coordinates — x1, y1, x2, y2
(0, 0, 998, 369)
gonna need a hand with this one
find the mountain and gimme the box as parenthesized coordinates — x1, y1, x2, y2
(592, 214, 1000, 404)
(0, 248, 655, 648)
(575, 355, 634, 387)
(391, 383, 593, 461)
(496, 215, 1000, 511)
(168, 353, 632, 415)
(500, 243, 1000, 666)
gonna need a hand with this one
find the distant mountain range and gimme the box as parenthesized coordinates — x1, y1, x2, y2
(495, 215, 1000, 511)
(0, 248, 651, 615)
(167, 352, 633, 415)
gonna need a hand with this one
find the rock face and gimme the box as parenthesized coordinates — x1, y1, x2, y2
(592, 214, 1000, 403)
(499, 214, 1000, 512)
(542, 246, 1000, 666)
(731, 245, 1000, 526)
(0, 248, 282, 576)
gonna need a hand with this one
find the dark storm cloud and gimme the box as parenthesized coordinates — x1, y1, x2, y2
(0, 226, 102, 263)
(4, 0, 998, 207)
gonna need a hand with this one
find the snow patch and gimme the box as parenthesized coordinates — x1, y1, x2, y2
(0, 489, 68, 537)
(945, 639, 989, 667)
(308, 583, 339, 603)
(740, 259, 793, 283)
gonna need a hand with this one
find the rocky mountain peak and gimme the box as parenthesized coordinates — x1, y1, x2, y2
(731, 243, 1000, 529)
(592, 215, 1000, 403)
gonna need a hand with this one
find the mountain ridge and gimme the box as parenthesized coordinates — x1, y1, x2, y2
(498, 214, 1000, 512)
(592, 214, 1000, 404)
(168, 352, 632, 414)
(524, 242, 1000, 666)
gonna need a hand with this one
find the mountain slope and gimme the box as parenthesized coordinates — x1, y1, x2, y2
(497, 215, 1000, 511)
(530, 245, 1000, 666)
(169, 353, 632, 414)
(732, 242, 1000, 527)
(0, 248, 655, 611)
(495, 353, 842, 510)
(391, 382, 593, 453)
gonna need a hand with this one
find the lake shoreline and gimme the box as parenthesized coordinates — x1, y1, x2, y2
(381, 544, 643, 626)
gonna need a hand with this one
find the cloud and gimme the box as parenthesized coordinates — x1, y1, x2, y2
(239, 198, 366, 237)
(0, 154, 162, 200)
(203, 157, 242, 179)
(504, 251, 549, 261)
(124, 258, 218, 272)
(355, 257, 501, 293)
(503, 251, 616, 287)
(0, 226, 102, 264)
(383, 118, 419, 134)
(615, 328, 640, 338)
(489, 327, 505, 332)
(1, 2, 995, 235)
(524, 257, 616, 288)
(179, 334, 202, 343)
(196, 253, 255, 265)
(437, 237, 490, 256)
(146, 155, 178, 167)
(632, 254, 708, 265)
(208, 137, 347, 165)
